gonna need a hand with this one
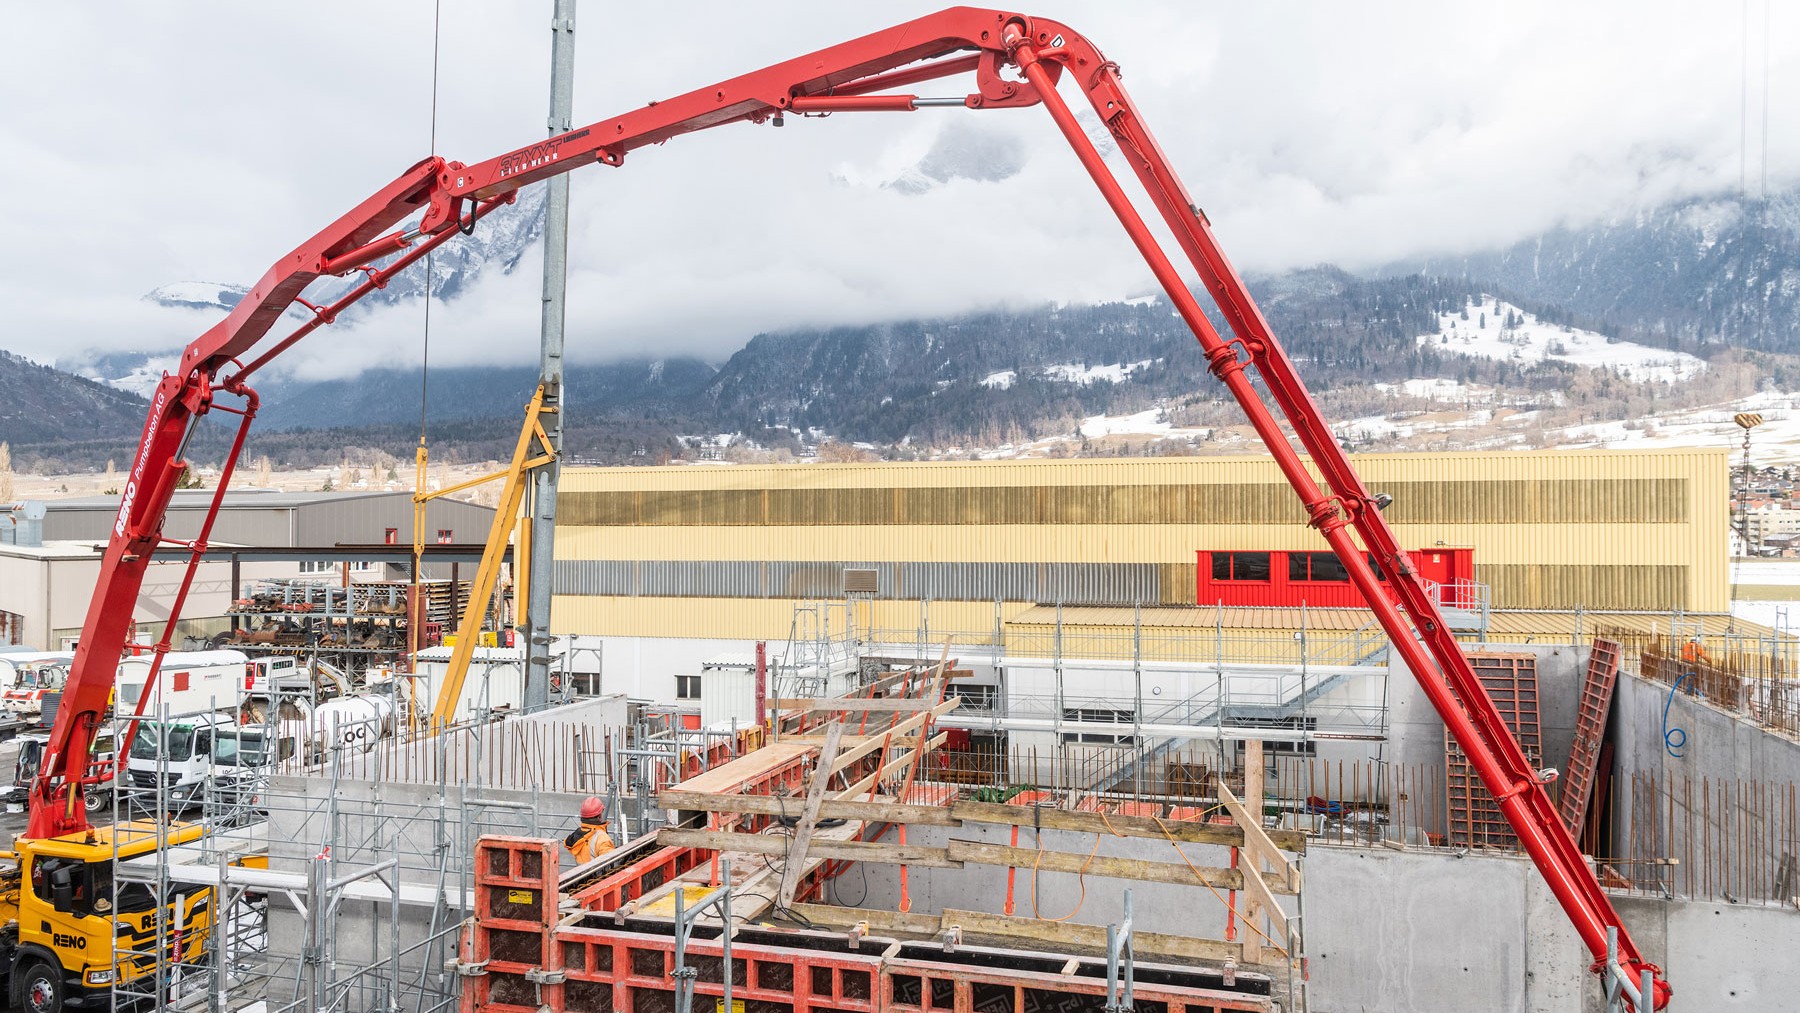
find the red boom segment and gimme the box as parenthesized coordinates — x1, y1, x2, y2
(34, 8, 1666, 1006)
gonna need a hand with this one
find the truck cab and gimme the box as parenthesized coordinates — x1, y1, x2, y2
(12, 730, 117, 815)
(0, 658, 71, 723)
(2, 822, 211, 1013)
(210, 722, 299, 812)
(123, 712, 236, 809)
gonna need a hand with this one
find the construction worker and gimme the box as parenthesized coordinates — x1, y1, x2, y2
(565, 796, 615, 863)
(1681, 637, 1711, 667)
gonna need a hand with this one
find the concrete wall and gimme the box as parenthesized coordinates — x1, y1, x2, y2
(257, 699, 626, 1005)
(261, 776, 589, 1008)
(1381, 642, 1588, 776)
(1611, 669, 1800, 789)
(844, 822, 1245, 939)
(1306, 844, 1800, 1013)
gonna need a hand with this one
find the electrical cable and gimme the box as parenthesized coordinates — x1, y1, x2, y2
(1663, 673, 1690, 759)
(1028, 822, 1098, 923)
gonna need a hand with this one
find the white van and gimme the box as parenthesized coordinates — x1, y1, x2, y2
(116, 650, 247, 722)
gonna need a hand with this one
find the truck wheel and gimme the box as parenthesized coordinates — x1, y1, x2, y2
(83, 788, 112, 814)
(17, 960, 64, 1013)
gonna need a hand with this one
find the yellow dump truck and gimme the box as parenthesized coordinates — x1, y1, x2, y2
(1, 821, 212, 1013)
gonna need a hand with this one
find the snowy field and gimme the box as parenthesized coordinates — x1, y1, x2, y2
(1423, 296, 1705, 382)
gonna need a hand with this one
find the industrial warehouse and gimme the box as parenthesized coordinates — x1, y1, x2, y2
(1, 6, 1794, 1013)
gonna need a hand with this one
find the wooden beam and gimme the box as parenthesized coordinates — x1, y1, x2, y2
(778, 721, 844, 908)
(1217, 783, 1301, 893)
(656, 830, 961, 869)
(657, 792, 959, 828)
(1237, 742, 1267, 967)
(826, 699, 959, 776)
(786, 904, 1247, 966)
(941, 839, 1279, 893)
(656, 790, 1308, 854)
(949, 800, 1307, 853)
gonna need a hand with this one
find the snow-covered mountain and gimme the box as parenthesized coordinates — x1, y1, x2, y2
(22, 179, 1798, 467)
(1400, 185, 1800, 354)
(143, 281, 250, 313)
(882, 120, 1027, 195)
(140, 182, 548, 317)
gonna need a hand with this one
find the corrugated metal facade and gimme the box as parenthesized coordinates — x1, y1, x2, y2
(550, 448, 1729, 640)
(41, 491, 495, 547)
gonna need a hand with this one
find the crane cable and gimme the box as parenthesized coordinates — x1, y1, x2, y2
(420, 0, 443, 442)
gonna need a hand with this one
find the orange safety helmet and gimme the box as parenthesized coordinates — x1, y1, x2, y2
(580, 796, 605, 820)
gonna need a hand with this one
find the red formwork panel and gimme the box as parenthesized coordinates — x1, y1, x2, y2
(1557, 638, 1621, 836)
(1445, 653, 1542, 849)
(572, 845, 710, 913)
(463, 836, 563, 1013)
(532, 923, 1276, 1013)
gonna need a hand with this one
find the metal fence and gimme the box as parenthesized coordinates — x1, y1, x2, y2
(1628, 633, 1800, 739)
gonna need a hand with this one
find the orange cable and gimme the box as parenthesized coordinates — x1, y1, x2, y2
(1151, 814, 1282, 949)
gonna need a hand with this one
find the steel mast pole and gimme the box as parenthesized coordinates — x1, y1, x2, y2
(525, 0, 575, 712)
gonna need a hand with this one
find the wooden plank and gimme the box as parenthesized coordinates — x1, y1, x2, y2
(1237, 859, 1292, 960)
(656, 792, 959, 828)
(889, 646, 953, 793)
(949, 800, 1307, 853)
(942, 839, 1279, 893)
(657, 791, 1308, 854)
(826, 699, 959, 776)
(778, 721, 844, 908)
(657, 830, 961, 869)
(1217, 783, 1300, 893)
(942, 909, 1246, 965)
(789, 902, 945, 937)
(670, 739, 816, 795)
(839, 732, 949, 800)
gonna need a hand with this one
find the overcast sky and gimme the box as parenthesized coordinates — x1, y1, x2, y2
(2, 2, 1794, 378)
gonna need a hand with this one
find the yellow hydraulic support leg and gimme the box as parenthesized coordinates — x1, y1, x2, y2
(413, 385, 557, 731)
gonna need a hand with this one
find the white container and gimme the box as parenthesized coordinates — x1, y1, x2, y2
(412, 646, 526, 724)
(117, 650, 248, 720)
(700, 666, 758, 728)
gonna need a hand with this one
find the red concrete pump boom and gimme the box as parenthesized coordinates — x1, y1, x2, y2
(34, 8, 1668, 1006)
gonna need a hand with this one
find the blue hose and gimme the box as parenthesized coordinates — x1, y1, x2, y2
(1662, 673, 1690, 758)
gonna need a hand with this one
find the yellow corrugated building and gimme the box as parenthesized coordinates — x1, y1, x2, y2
(550, 447, 1730, 651)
